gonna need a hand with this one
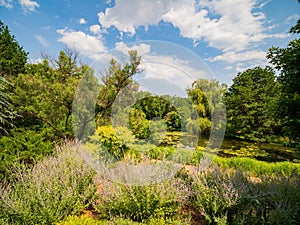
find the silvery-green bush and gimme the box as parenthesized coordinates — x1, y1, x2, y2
(0, 142, 97, 225)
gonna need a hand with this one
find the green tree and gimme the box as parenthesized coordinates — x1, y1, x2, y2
(187, 79, 226, 138)
(0, 20, 28, 78)
(225, 66, 278, 141)
(267, 17, 300, 143)
(0, 76, 17, 134)
(74, 50, 142, 139)
(12, 50, 86, 140)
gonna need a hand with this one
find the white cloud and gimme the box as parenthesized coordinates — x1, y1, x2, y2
(257, 0, 271, 9)
(141, 54, 208, 90)
(34, 34, 49, 47)
(97, 0, 272, 52)
(115, 41, 151, 56)
(98, 0, 169, 35)
(19, 0, 39, 12)
(79, 18, 87, 24)
(0, 0, 13, 8)
(29, 57, 43, 64)
(89, 24, 101, 35)
(209, 50, 266, 63)
(285, 14, 299, 24)
(57, 28, 106, 59)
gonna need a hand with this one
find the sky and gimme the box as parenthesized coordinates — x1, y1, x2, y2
(1, 0, 300, 92)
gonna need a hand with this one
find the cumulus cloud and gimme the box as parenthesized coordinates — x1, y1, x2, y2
(79, 18, 87, 24)
(209, 50, 266, 63)
(141, 54, 208, 90)
(97, 0, 274, 52)
(89, 24, 101, 35)
(115, 41, 151, 56)
(0, 0, 13, 8)
(98, 0, 175, 34)
(57, 28, 106, 59)
(19, 0, 39, 12)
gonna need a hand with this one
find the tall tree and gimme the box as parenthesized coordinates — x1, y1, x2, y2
(73, 50, 142, 139)
(225, 67, 278, 141)
(267, 16, 300, 142)
(0, 20, 28, 78)
(0, 76, 17, 133)
(12, 50, 86, 139)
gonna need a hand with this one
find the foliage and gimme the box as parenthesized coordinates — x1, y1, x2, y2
(0, 76, 17, 133)
(164, 111, 181, 131)
(55, 215, 106, 225)
(0, 20, 28, 78)
(267, 25, 300, 143)
(225, 66, 278, 141)
(190, 166, 300, 225)
(0, 128, 53, 180)
(129, 108, 150, 139)
(11, 51, 86, 140)
(133, 95, 175, 120)
(95, 178, 186, 223)
(96, 125, 129, 159)
(186, 79, 226, 139)
(95, 51, 141, 125)
(0, 143, 97, 225)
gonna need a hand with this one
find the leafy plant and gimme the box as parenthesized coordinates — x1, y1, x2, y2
(96, 125, 129, 159)
(0, 142, 97, 225)
(95, 178, 186, 223)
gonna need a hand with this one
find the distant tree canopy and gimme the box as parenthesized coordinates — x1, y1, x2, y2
(267, 15, 300, 142)
(225, 67, 278, 141)
(0, 20, 28, 78)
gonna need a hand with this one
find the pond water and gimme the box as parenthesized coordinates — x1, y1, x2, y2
(206, 138, 300, 163)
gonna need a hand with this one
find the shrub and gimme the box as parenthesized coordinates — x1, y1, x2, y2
(96, 125, 129, 159)
(167, 148, 193, 164)
(148, 146, 175, 160)
(0, 142, 97, 225)
(95, 178, 187, 223)
(0, 128, 53, 180)
(55, 215, 105, 225)
(190, 165, 300, 225)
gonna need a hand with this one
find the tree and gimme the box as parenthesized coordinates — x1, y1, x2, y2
(12, 50, 86, 140)
(267, 17, 300, 142)
(0, 76, 17, 134)
(225, 67, 278, 141)
(187, 79, 227, 138)
(73, 50, 142, 139)
(0, 20, 28, 78)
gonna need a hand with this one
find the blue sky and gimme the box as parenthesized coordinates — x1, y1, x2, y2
(1, 0, 300, 88)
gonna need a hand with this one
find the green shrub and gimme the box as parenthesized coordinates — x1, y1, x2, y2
(167, 148, 193, 164)
(190, 165, 300, 225)
(96, 126, 129, 159)
(148, 146, 175, 160)
(55, 215, 105, 225)
(0, 128, 53, 179)
(95, 178, 186, 223)
(129, 108, 150, 139)
(0, 142, 97, 225)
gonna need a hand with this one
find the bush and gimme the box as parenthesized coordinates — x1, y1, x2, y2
(55, 215, 105, 225)
(190, 166, 300, 225)
(95, 178, 187, 223)
(167, 148, 193, 164)
(0, 128, 53, 180)
(0, 142, 97, 225)
(148, 146, 175, 160)
(96, 126, 129, 159)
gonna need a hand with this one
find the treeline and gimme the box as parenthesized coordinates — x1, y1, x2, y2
(0, 17, 299, 177)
